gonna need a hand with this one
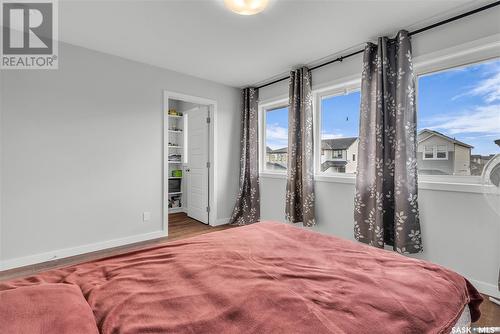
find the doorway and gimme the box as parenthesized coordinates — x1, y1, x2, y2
(163, 91, 217, 234)
(185, 105, 209, 222)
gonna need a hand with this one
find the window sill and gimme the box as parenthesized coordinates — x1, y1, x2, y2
(418, 181, 483, 194)
(260, 172, 287, 179)
(260, 173, 484, 194)
(315, 174, 356, 184)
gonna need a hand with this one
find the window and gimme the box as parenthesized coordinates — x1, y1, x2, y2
(332, 150, 343, 158)
(424, 146, 434, 159)
(423, 145, 448, 160)
(417, 58, 500, 176)
(436, 145, 448, 159)
(263, 105, 289, 172)
(318, 89, 361, 175)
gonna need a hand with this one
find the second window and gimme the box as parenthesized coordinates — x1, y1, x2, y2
(319, 89, 361, 175)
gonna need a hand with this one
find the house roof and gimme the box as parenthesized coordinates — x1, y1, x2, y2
(321, 137, 358, 150)
(418, 129, 473, 149)
(269, 147, 288, 154)
(265, 162, 287, 170)
(322, 161, 348, 167)
(471, 154, 495, 159)
(320, 160, 348, 172)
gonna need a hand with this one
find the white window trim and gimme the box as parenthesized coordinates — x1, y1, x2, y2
(259, 98, 289, 174)
(413, 39, 499, 187)
(259, 36, 499, 191)
(422, 145, 449, 160)
(314, 82, 361, 178)
(259, 172, 483, 194)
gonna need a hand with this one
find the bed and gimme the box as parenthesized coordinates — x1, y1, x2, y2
(0, 221, 482, 333)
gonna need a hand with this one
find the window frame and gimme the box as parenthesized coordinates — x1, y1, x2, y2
(422, 145, 449, 160)
(424, 146, 434, 159)
(314, 83, 361, 178)
(332, 150, 343, 159)
(259, 98, 289, 174)
(415, 55, 498, 185)
(436, 145, 448, 159)
(258, 39, 497, 191)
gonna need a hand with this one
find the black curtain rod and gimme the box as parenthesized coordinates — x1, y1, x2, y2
(256, 0, 500, 89)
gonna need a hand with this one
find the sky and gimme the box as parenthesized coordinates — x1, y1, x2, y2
(266, 58, 500, 155)
(265, 107, 289, 150)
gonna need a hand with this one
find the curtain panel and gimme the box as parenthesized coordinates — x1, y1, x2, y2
(354, 30, 422, 254)
(285, 67, 316, 227)
(229, 88, 260, 225)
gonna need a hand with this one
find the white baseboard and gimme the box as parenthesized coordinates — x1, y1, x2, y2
(168, 207, 185, 214)
(211, 217, 230, 227)
(469, 278, 500, 299)
(0, 230, 166, 271)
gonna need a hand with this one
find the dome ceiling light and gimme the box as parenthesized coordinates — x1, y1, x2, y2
(224, 0, 269, 15)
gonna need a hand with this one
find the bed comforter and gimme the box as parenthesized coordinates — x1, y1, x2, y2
(0, 221, 482, 333)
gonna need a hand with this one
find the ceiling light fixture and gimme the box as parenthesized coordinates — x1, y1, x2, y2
(224, 0, 269, 15)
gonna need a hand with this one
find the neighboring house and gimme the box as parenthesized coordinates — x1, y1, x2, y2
(265, 138, 359, 173)
(417, 129, 473, 175)
(266, 146, 287, 170)
(471, 154, 495, 176)
(321, 137, 359, 173)
(267, 146, 288, 164)
(266, 130, 476, 176)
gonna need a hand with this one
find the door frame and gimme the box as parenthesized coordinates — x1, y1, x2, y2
(162, 91, 218, 234)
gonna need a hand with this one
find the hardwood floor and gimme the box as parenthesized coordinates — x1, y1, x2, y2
(475, 296, 500, 327)
(0, 213, 234, 281)
(167, 213, 234, 241)
(0, 213, 498, 327)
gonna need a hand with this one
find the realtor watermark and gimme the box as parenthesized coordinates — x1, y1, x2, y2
(1, 0, 58, 69)
(452, 327, 500, 334)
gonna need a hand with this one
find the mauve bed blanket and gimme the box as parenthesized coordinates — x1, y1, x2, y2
(0, 222, 482, 334)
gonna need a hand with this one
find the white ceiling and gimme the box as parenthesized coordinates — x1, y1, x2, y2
(59, 0, 490, 87)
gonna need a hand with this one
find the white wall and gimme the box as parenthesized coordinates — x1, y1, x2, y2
(0, 42, 241, 269)
(454, 144, 471, 176)
(260, 7, 500, 298)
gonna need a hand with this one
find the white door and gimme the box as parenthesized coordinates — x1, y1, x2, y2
(185, 106, 209, 224)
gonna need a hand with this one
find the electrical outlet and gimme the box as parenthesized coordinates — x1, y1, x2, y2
(143, 212, 151, 222)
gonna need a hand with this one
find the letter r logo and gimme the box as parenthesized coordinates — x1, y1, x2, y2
(2, 2, 53, 54)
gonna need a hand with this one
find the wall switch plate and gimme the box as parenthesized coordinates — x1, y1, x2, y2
(143, 212, 151, 222)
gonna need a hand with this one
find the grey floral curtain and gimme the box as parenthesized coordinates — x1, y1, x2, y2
(354, 30, 422, 254)
(286, 67, 315, 227)
(229, 88, 260, 225)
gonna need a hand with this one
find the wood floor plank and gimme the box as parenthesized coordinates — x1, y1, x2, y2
(475, 296, 500, 327)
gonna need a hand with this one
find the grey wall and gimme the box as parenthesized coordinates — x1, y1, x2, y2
(0, 42, 240, 266)
(259, 7, 500, 297)
(0, 71, 3, 267)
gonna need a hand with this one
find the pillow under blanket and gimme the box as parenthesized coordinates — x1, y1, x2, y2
(0, 283, 99, 334)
